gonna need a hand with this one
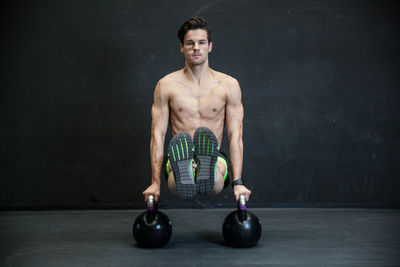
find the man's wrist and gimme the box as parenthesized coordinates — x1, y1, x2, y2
(232, 178, 245, 188)
(151, 179, 161, 186)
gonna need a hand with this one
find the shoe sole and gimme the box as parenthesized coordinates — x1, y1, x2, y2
(167, 132, 196, 199)
(193, 127, 219, 195)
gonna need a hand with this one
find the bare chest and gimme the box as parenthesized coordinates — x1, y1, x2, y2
(169, 83, 226, 119)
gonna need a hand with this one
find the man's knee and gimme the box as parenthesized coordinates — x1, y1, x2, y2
(211, 160, 227, 195)
(217, 160, 226, 180)
(167, 156, 227, 196)
(167, 173, 178, 195)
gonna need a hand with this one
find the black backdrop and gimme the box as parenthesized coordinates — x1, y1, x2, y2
(1, 0, 399, 209)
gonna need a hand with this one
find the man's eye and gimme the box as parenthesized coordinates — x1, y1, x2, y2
(199, 41, 206, 45)
(186, 42, 193, 46)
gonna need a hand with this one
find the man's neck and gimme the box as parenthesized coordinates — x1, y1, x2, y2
(183, 62, 211, 85)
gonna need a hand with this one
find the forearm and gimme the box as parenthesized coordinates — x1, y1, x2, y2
(229, 133, 243, 181)
(150, 131, 165, 185)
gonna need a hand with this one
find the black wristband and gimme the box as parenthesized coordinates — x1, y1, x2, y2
(232, 178, 245, 188)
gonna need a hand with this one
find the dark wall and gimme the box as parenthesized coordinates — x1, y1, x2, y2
(1, 0, 399, 209)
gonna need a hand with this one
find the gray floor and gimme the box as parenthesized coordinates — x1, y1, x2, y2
(1, 209, 400, 267)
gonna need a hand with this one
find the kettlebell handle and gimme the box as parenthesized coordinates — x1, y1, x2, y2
(238, 194, 246, 210)
(147, 194, 155, 211)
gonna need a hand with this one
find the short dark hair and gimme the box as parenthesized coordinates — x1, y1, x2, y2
(177, 17, 212, 44)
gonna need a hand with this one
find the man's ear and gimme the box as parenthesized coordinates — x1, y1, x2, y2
(208, 42, 213, 53)
(180, 43, 184, 53)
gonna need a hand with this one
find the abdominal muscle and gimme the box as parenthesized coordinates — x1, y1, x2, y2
(169, 96, 226, 146)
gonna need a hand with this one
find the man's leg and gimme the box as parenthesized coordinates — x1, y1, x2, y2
(168, 159, 226, 195)
(210, 159, 227, 195)
(166, 128, 228, 197)
(167, 171, 178, 195)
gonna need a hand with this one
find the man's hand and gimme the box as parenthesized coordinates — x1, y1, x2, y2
(143, 182, 161, 202)
(233, 185, 251, 202)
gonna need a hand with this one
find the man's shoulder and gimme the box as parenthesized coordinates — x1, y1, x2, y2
(153, 71, 180, 98)
(211, 70, 241, 99)
(211, 70, 239, 86)
(158, 70, 184, 86)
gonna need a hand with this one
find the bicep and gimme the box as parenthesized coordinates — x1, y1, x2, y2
(151, 82, 169, 136)
(226, 79, 244, 136)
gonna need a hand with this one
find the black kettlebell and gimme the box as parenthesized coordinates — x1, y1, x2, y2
(132, 195, 172, 248)
(222, 194, 262, 248)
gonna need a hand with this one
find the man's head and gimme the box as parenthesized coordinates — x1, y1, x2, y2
(177, 17, 212, 45)
(178, 17, 213, 67)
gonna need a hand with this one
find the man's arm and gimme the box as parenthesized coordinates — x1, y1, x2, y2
(225, 78, 252, 201)
(143, 80, 169, 202)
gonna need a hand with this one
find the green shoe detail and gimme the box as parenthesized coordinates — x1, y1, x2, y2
(167, 132, 196, 199)
(193, 127, 219, 195)
(175, 144, 180, 160)
(171, 147, 176, 161)
(184, 136, 189, 158)
(203, 134, 205, 153)
(180, 138, 185, 158)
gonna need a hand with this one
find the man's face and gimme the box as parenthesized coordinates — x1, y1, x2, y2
(180, 29, 213, 66)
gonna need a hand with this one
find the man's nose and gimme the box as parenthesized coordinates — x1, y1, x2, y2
(193, 42, 199, 50)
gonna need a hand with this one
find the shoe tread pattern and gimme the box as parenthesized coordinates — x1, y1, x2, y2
(193, 127, 218, 195)
(167, 132, 196, 199)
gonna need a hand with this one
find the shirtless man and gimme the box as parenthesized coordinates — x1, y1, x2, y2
(143, 17, 252, 203)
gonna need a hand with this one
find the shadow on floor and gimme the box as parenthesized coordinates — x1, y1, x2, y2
(195, 231, 227, 246)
